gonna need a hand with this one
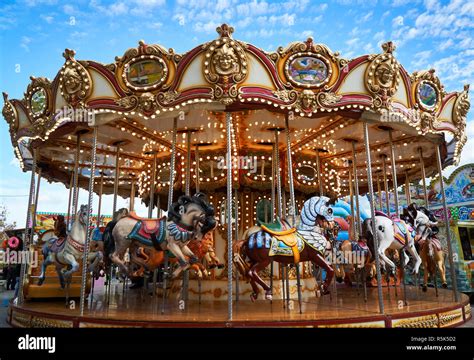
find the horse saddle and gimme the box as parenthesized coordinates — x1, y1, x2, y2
(418, 237, 442, 252)
(129, 211, 163, 234)
(261, 219, 301, 263)
(128, 214, 167, 249)
(48, 237, 66, 254)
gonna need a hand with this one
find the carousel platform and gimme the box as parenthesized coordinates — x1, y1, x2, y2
(7, 283, 471, 328)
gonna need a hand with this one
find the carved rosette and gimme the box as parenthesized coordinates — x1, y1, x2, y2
(203, 24, 249, 105)
(365, 41, 400, 110)
(59, 49, 92, 107)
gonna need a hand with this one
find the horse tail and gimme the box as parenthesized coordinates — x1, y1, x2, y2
(361, 219, 375, 262)
(233, 239, 251, 281)
(103, 220, 118, 267)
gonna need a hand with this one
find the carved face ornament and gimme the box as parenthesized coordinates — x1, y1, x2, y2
(139, 92, 155, 112)
(375, 63, 394, 88)
(212, 43, 239, 76)
(301, 90, 316, 110)
(63, 67, 82, 94)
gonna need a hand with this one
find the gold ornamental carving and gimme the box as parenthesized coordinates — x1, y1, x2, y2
(453, 84, 470, 133)
(156, 90, 180, 106)
(277, 37, 347, 90)
(296, 89, 317, 113)
(59, 49, 92, 107)
(114, 92, 158, 113)
(202, 24, 249, 105)
(2, 92, 18, 139)
(411, 68, 444, 113)
(365, 41, 400, 110)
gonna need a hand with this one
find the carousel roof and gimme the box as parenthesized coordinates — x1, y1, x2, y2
(1, 24, 470, 204)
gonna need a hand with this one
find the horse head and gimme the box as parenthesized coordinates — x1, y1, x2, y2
(298, 196, 335, 231)
(113, 208, 129, 221)
(168, 193, 216, 239)
(77, 204, 89, 226)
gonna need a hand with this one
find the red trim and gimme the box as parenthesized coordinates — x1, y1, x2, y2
(332, 55, 369, 91)
(246, 44, 285, 89)
(167, 46, 203, 91)
(436, 91, 458, 116)
(87, 61, 128, 97)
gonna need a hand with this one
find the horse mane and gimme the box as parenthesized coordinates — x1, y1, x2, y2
(167, 193, 216, 235)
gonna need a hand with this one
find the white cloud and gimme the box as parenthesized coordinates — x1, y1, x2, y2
(40, 14, 54, 23)
(438, 38, 454, 51)
(358, 11, 373, 23)
(20, 36, 31, 52)
(392, 15, 404, 27)
(411, 49, 432, 69)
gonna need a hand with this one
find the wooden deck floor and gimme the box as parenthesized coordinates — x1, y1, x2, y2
(9, 282, 471, 327)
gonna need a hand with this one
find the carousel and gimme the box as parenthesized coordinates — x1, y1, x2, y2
(2, 24, 472, 328)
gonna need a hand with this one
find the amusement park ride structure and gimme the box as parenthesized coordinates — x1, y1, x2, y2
(1, 24, 471, 328)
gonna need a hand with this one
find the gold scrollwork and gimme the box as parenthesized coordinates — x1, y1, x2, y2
(2, 92, 18, 139)
(24, 76, 52, 120)
(156, 90, 180, 105)
(115, 92, 158, 113)
(202, 24, 249, 105)
(272, 89, 298, 104)
(115, 41, 171, 93)
(59, 49, 92, 107)
(316, 92, 342, 107)
(411, 68, 444, 113)
(277, 37, 345, 90)
(365, 41, 400, 110)
(453, 84, 469, 132)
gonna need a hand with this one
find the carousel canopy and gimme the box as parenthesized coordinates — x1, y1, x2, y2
(2, 24, 470, 205)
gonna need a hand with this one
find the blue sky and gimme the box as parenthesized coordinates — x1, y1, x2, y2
(0, 0, 473, 225)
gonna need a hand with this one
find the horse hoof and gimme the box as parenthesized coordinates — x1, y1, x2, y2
(442, 283, 448, 288)
(37, 278, 44, 286)
(250, 293, 257, 302)
(265, 292, 273, 301)
(336, 276, 343, 283)
(320, 285, 331, 296)
(422, 285, 427, 292)
(217, 264, 225, 269)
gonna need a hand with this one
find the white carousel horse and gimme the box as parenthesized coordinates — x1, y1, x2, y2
(364, 211, 422, 275)
(403, 204, 447, 291)
(38, 205, 103, 288)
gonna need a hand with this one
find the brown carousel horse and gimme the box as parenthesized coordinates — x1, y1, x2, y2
(234, 196, 336, 301)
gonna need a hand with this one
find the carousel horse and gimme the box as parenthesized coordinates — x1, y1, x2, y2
(403, 203, 447, 291)
(331, 216, 372, 290)
(362, 209, 422, 277)
(105, 193, 216, 279)
(38, 205, 103, 288)
(234, 196, 336, 301)
(187, 231, 224, 274)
